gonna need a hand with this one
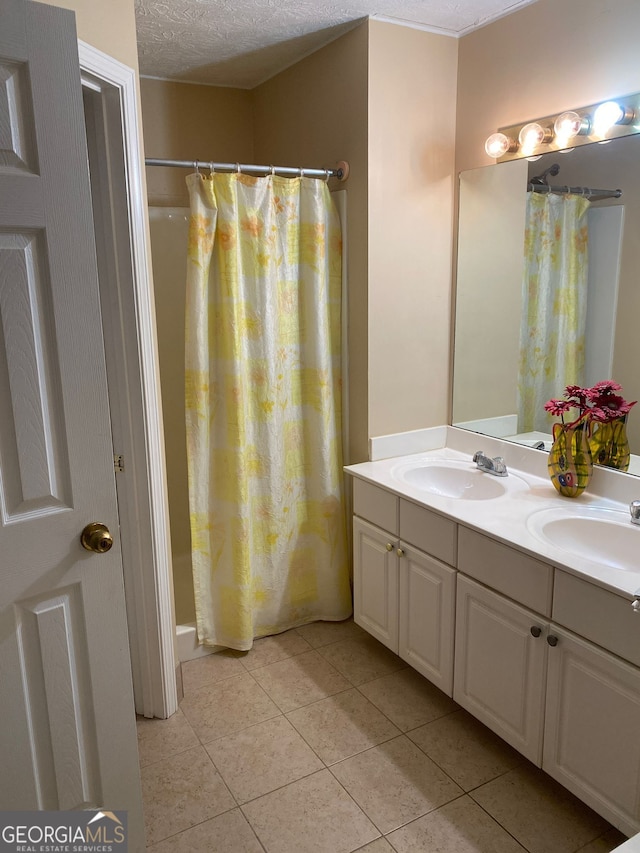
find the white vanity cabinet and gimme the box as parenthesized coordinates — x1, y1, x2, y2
(453, 527, 553, 763)
(543, 625, 640, 836)
(544, 571, 640, 836)
(353, 516, 399, 651)
(454, 574, 548, 764)
(353, 479, 457, 695)
(454, 528, 640, 836)
(348, 471, 640, 836)
(398, 543, 456, 694)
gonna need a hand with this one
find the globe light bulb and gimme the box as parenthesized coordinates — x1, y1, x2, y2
(553, 111, 588, 141)
(484, 132, 516, 158)
(518, 122, 552, 155)
(593, 101, 625, 136)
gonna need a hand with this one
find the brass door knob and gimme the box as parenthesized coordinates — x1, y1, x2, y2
(80, 522, 113, 553)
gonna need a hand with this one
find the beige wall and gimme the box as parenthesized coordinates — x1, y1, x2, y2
(141, 22, 458, 480)
(455, 0, 640, 453)
(38, 0, 139, 69)
(141, 79, 254, 207)
(143, 0, 640, 474)
(456, 0, 640, 174)
(253, 24, 369, 461)
(140, 80, 254, 597)
(368, 21, 458, 439)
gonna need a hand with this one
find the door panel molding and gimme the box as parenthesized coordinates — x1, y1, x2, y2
(16, 585, 100, 810)
(0, 230, 72, 521)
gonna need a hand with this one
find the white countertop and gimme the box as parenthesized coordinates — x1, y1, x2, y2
(346, 426, 640, 600)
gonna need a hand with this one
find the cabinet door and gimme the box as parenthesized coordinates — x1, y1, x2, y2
(454, 576, 547, 764)
(353, 517, 399, 652)
(399, 545, 456, 695)
(544, 626, 640, 837)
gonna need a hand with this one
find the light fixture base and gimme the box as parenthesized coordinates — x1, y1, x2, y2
(488, 91, 640, 162)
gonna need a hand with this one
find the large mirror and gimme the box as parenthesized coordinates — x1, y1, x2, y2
(452, 133, 640, 474)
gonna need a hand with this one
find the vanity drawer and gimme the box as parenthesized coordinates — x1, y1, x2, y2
(458, 527, 553, 616)
(400, 499, 457, 567)
(353, 479, 398, 534)
(553, 571, 640, 667)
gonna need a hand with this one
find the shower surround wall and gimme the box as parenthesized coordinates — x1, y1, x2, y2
(148, 208, 193, 626)
(143, 82, 256, 655)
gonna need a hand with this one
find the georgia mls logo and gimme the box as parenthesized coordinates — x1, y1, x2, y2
(85, 811, 126, 843)
(0, 809, 128, 853)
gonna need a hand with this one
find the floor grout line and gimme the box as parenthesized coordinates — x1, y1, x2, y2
(140, 625, 625, 852)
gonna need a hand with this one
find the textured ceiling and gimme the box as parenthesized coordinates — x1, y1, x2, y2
(135, 0, 538, 89)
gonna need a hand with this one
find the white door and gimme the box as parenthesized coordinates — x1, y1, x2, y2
(0, 0, 143, 846)
(353, 517, 399, 652)
(453, 576, 547, 765)
(398, 545, 456, 696)
(543, 626, 640, 837)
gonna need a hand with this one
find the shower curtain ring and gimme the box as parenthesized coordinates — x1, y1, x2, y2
(270, 165, 276, 177)
(299, 168, 306, 178)
(324, 169, 331, 182)
(194, 159, 200, 174)
(236, 162, 241, 174)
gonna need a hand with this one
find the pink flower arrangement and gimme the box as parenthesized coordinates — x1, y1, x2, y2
(544, 381, 636, 428)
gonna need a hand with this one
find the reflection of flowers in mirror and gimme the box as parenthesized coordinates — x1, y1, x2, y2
(545, 382, 637, 474)
(544, 381, 637, 428)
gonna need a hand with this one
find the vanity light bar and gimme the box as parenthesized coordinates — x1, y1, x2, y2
(485, 91, 640, 162)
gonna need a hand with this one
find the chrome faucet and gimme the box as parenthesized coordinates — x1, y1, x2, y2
(473, 450, 508, 477)
(630, 501, 640, 525)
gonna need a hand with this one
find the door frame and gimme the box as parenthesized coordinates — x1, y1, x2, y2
(78, 41, 177, 719)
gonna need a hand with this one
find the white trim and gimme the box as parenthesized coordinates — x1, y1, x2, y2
(369, 14, 458, 38)
(453, 414, 519, 438)
(369, 426, 449, 461)
(176, 624, 221, 662)
(140, 73, 235, 89)
(78, 41, 177, 719)
(456, 0, 539, 36)
(371, 1, 538, 38)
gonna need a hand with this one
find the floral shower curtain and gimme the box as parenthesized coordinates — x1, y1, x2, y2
(184, 171, 352, 651)
(517, 192, 590, 432)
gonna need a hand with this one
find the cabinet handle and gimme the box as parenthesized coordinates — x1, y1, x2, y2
(530, 626, 542, 638)
(632, 599, 640, 613)
(396, 548, 405, 557)
(385, 542, 393, 552)
(547, 635, 558, 647)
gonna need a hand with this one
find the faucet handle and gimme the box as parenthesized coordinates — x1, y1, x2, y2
(493, 456, 507, 474)
(630, 500, 640, 522)
(473, 450, 484, 463)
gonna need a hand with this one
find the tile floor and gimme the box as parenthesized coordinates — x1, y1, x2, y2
(137, 619, 628, 853)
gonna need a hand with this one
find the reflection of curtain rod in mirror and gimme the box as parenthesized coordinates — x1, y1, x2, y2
(527, 184, 622, 200)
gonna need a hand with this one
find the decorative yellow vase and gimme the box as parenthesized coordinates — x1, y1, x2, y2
(589, 416, 630, 472)
(548, 419, 593, 498)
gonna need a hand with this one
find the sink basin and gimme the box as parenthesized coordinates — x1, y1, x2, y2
(527, 506, 640, 572)
(392, 459, 524, 501)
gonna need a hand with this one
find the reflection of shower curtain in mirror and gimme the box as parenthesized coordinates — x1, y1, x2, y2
(517, 192, 590, 432)
(184, 172, 352, 651)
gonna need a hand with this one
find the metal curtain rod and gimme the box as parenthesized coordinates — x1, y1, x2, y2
(528, 183, 622, 200)
(145, 157, 350, 181)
